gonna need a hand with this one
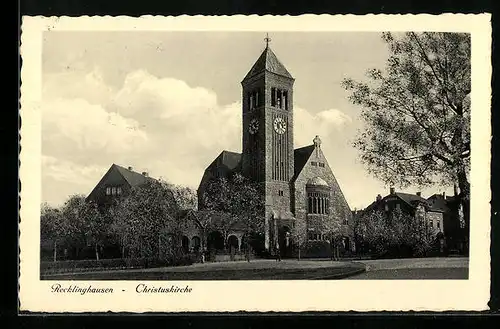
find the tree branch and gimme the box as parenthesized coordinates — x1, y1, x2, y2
(409, 32, 459, 115)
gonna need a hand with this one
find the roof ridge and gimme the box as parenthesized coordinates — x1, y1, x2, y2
(294, 144, 315, 151)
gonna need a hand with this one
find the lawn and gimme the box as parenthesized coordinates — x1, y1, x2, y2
(41, 259, 366, 280)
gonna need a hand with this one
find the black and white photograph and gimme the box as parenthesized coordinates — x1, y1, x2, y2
(19, 15, 491, 312)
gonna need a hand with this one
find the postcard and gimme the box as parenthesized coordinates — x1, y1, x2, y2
(19, 14, 491, 312)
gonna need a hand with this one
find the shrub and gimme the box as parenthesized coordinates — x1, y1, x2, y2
(41, 254, 197, 274)
(304, 241, 332, 258)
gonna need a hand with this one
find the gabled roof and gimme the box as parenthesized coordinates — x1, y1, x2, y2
(427, 194, 451, 213)
(292, 145, 315, 181)
(242, 46, 293, 82)
(395, 192, 428, 208)
(86, 163, 156, 202)
(362, 192, 428, 214)
(114, 164, 156, 187)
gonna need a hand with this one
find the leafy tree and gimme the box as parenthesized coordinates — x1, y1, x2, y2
(342, 32, 471, 231)
(60, 194, 89, 258)
(200, 173, 264, 260)
(56, 194, 110, 260)
(349, 209, 368, 255)
(114, 180, 180, 259)
(166, 183, 198, 210)
(323, 216, 344, 260)
(291, 219, 307, 260)
(40, 203, 64, 261)
(80, 200, 106, 260)
(360, 207, 435, 258)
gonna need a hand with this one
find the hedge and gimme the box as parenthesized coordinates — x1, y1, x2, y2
(41, 254, 197, 274)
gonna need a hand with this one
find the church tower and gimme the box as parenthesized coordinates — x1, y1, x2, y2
(241, 35, 295, 249)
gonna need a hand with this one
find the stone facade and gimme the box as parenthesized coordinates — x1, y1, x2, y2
(292, 143, 352, 245)
(198, 43, 353, 255)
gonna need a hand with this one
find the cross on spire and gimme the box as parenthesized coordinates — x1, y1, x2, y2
(264, 33, 271, 48)
(313, 135, 322, 148)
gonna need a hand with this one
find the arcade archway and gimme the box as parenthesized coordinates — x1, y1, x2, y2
(181, 235, 190, 253)
(207, 231, 224, 251)
(191, 236, 201, 251)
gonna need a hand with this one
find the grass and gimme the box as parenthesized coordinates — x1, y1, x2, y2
(41, 259, 366, 280)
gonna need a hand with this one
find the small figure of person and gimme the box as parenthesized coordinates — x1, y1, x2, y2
(201, 251, 205, 263)
(276, 244, 281, 262)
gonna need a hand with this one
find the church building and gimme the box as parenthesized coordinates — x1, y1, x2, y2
(198, 37, 353, 254)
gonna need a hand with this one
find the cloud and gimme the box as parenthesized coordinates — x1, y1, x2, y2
(42, 98, 149, 164)
(317, 108, 352, 125)
(42, 155, 107, 187)
(43, 66, 115, 106)
(294, 106, 352, 147)
(41, 67, 354, 207)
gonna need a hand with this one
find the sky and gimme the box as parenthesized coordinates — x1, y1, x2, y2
(41, 31, 453, 210)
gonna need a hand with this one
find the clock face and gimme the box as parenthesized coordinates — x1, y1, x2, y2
(248, 118, 259, 134)
(273, 117, 287, 134)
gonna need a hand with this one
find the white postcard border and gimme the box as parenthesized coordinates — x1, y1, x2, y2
(19, 14, 492, 312)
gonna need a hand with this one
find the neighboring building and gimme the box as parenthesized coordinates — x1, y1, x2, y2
(198, 40, 352, 256)
(362, 187, 432, 224)
(427, 193, 467, 253)
(359, 187, 468, 255)
(86, 164, 206, 257)
(86, 164, 155, 206)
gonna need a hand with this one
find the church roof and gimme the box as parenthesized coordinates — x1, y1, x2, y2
(213, 150, 241, 171)
(242, 46, 293, 82)
(292, 145, 315, 180)
(203, 150, 242, 174)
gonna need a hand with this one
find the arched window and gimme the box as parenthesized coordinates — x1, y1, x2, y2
(307, 187, 330, 215)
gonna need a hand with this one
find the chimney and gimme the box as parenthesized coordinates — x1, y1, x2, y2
(376, 194, 382, 201)
(442, 192, 446, 198)
(128, 166, 133, 171)
(416, 192, 421, 197)
(390, 187, 395, 195)
(142, 171, 149, 177)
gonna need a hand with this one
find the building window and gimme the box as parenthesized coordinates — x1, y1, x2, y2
(106, 187, 111, 195)
(429, 220, 434, 228)
(117, 187, 122, 195)
(396, 203, 400, 210)
(278, 190, 284, 196)
(307, 192, 330, 215)
(318, 162, 325, 168)
(271, 88, 288, 110)
(437, 220, 441, 229)
(248, 88, 262, 109)
(111, 187, 116, 195)
(311, 161, 317, 166)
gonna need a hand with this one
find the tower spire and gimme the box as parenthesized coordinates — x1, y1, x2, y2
(264, 33, 271, 48)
